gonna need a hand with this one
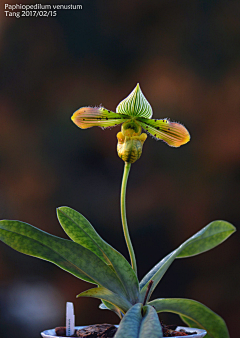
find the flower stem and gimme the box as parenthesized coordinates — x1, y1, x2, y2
(120, 162, 137, 276)
(143, 280, 153, 306)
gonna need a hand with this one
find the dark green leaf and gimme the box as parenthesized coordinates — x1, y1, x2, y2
(176, 221, 236, 258)
(114, 303, 142, 338)
(114, 303, 162, 338)
(0, 220, 128, 298)
(139, 305, 163, 338)
(139, 221, 235, 302)
(149, 298, 229, 338)
(57, 207, 139, 303)
(99, 301, 123, 319)
(57, 207, 107, 262)
(77, 287, 132, 314)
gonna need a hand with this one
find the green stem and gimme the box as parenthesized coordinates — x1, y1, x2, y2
(120, 162, 137, 276)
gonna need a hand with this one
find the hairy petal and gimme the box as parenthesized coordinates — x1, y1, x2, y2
(137, 117, 190, 147)
(71, 107, 128, 129)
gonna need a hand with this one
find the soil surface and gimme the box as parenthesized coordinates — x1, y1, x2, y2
(55, 323, 197, 337)
(161, 323, 197, 336)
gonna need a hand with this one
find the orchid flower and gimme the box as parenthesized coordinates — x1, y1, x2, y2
(71, 84, 191, 273)
(71, 84, 190, 149)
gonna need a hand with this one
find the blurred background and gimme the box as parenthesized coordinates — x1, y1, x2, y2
(0, 0, 240, 337)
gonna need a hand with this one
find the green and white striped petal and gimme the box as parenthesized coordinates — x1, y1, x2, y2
(71, 107, 129, 129)
(116, 84, 153, 119)
(137, 117, 190, 147)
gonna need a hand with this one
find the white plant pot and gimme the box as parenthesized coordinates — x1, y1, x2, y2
(41, 325, 207, 337)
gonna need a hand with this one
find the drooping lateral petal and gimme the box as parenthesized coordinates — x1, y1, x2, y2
(116, 84, 153, 119)
(137, 117, 190, 147)
(71, 107, 128, 129)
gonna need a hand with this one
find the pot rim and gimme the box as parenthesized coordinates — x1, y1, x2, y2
(41, 325, 207, 338)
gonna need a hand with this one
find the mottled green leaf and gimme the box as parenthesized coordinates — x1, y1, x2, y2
(99, 301, 123, 319)
(139, 305, 163, 338)
(180, 315, 198, 327)
(116, 84, 153, 119)
(0, 220, 128, 298)
(57, 207, 139, 303)
(114, 303, 143, 338)
(77, 287, 132, 314)
(114, 303, 163, 338)
(149, 298, 229, 338)
(57, 207, 108, 262)
(176, 221, 236, 258)
(139, 221, 235, 302)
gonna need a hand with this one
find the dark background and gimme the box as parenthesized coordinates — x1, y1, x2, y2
(0, 0, 240, 337)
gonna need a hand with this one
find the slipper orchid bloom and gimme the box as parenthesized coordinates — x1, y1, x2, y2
(72, 84, 190, 162)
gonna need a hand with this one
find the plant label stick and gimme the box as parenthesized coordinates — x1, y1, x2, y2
(66, 302, 75, 336)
